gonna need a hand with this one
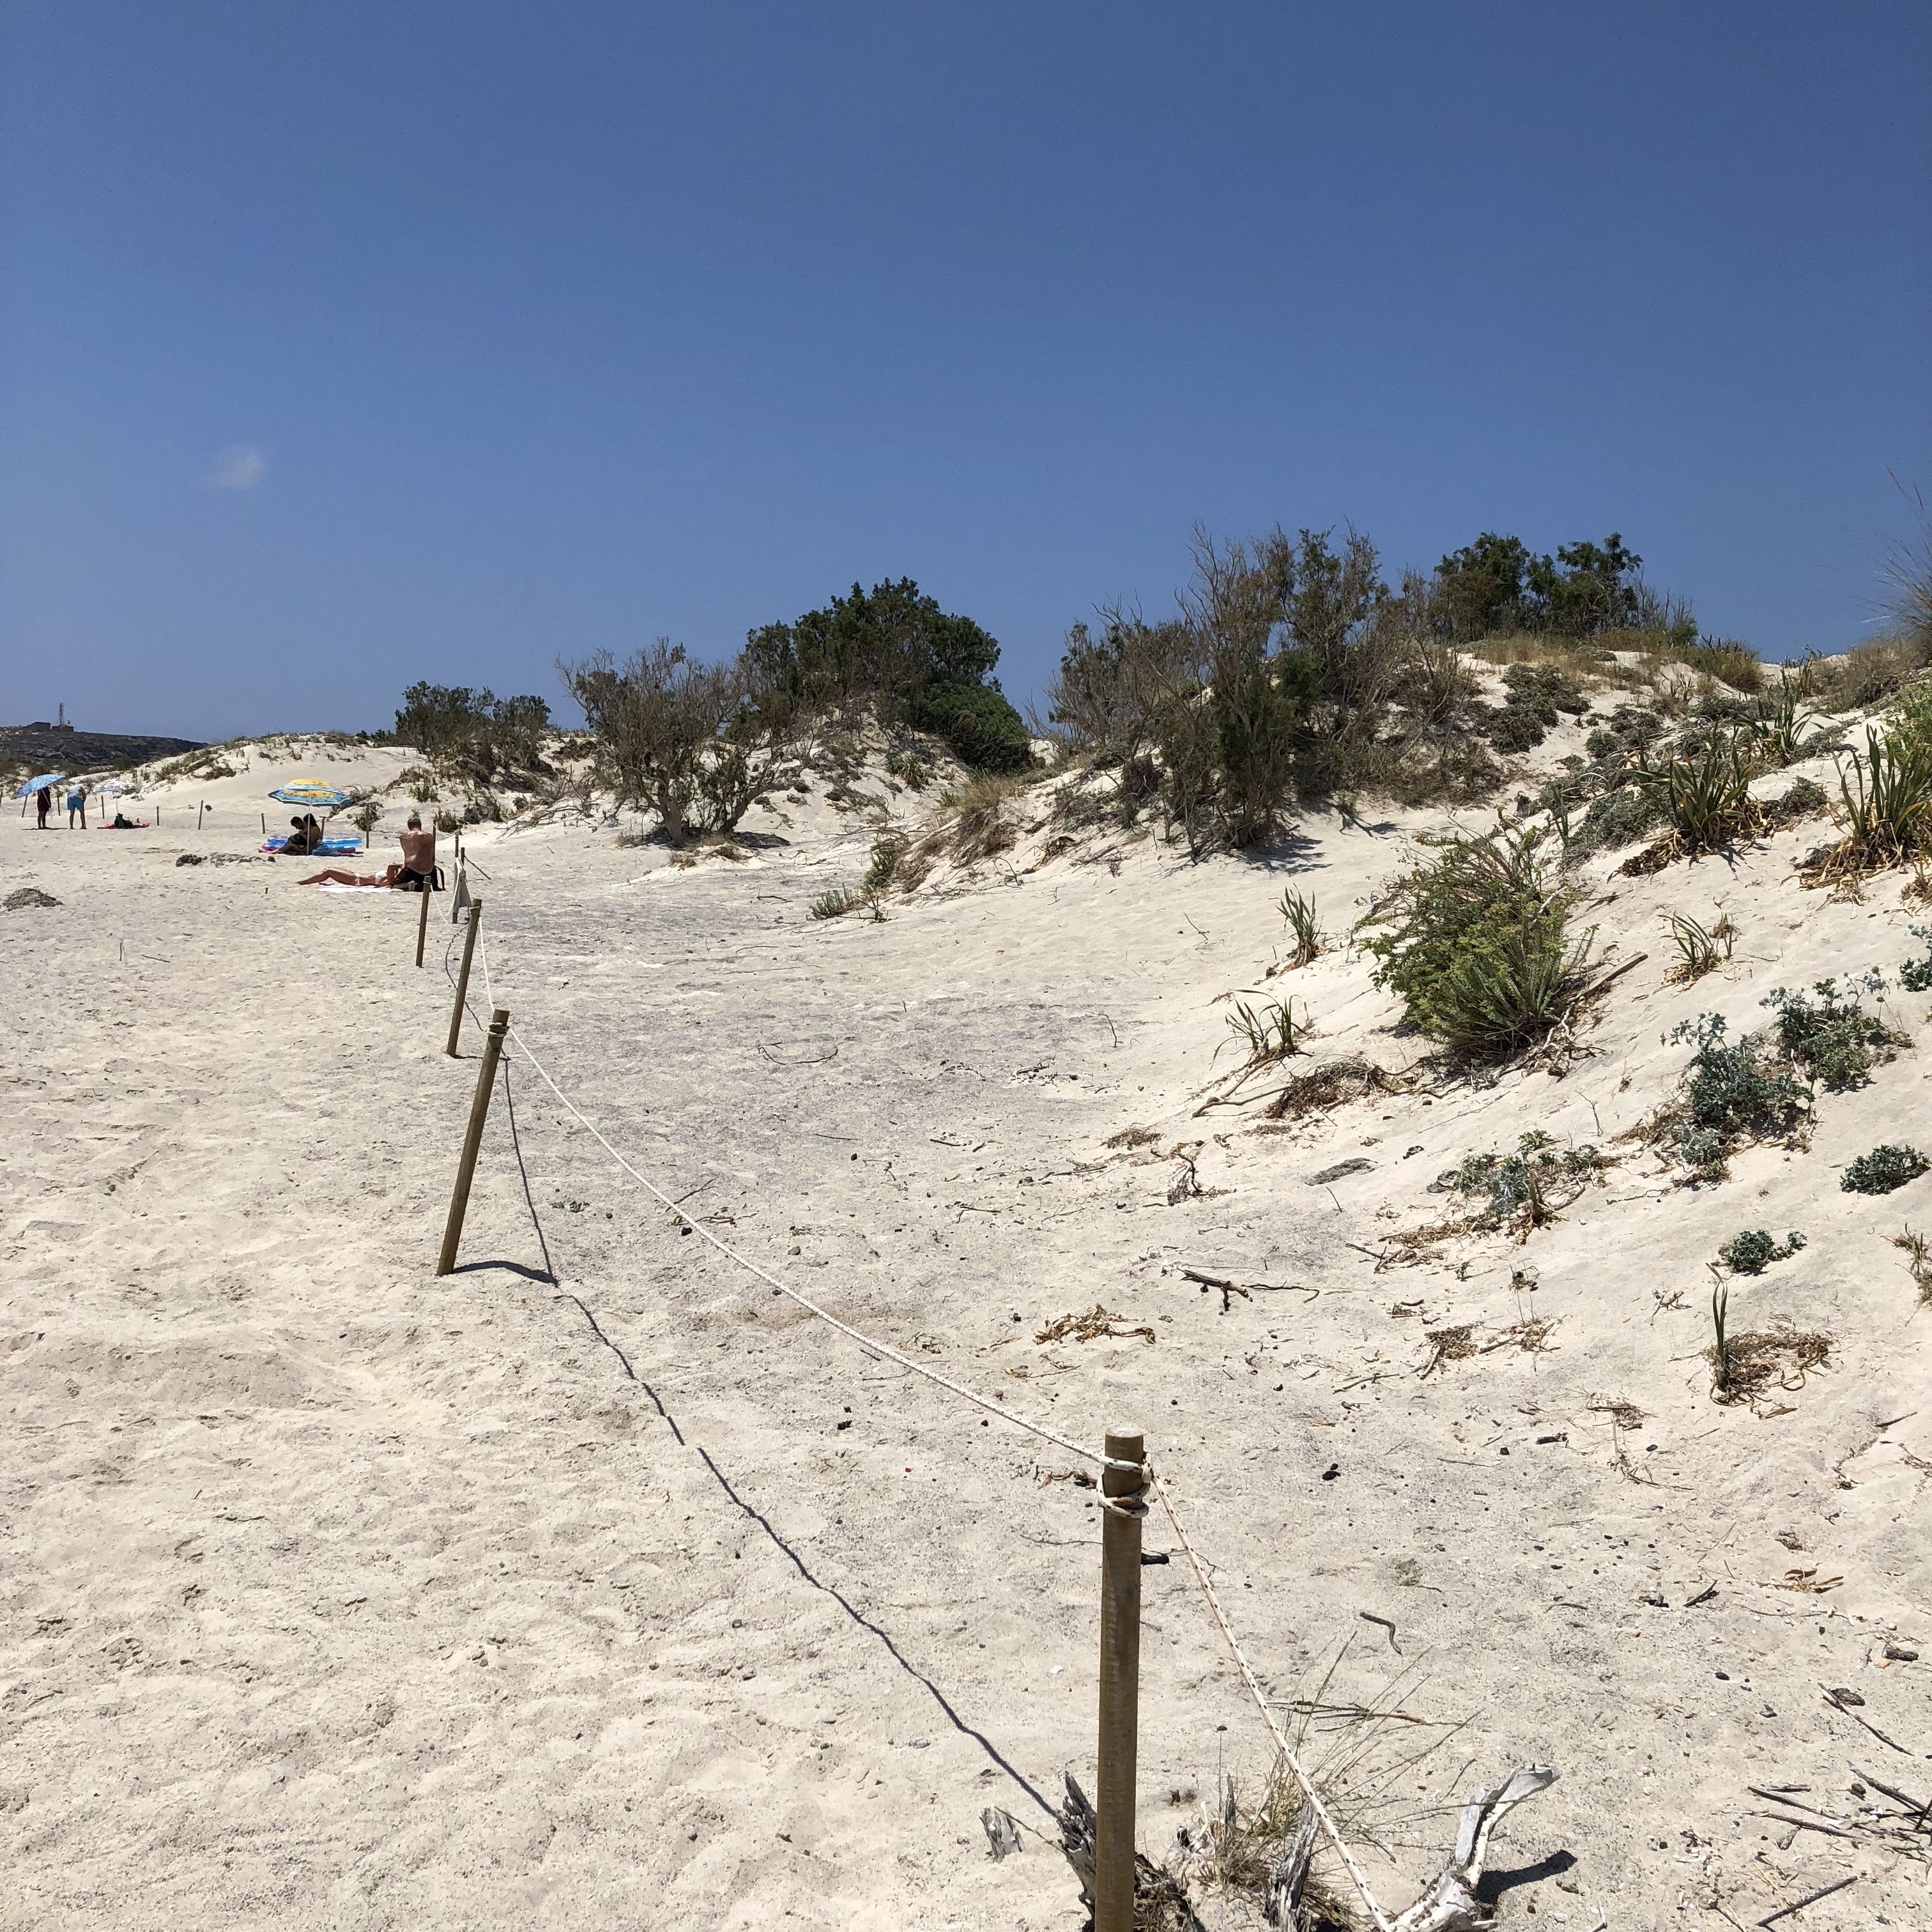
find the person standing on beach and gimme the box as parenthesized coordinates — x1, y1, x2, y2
(397, 811, 436, 889)
(66, 786, 86, 829)
(36, 785, 52, 829)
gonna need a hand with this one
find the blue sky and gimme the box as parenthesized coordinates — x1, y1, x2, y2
(3, 3, 1928, 742)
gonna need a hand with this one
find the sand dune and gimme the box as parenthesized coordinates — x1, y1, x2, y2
(3, 727, 1927, 1929)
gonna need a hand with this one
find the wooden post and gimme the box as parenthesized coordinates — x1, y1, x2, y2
(260, 812, 266, 836)
(1094, 1427, 1147, 1932)
(437, 1007, 509, 1276)
(197, 801, 204, 831)
(415, 864, 433, 966)
(445, 900, 482, 1056)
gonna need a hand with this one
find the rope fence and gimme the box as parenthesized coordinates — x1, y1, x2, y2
(437, 888, 1395, 1932)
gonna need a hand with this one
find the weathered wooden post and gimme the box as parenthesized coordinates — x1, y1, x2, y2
(437, 1008, 509, 1276)
(1094, 1427, 1147, 1932)
(445, 900, 483, 1057)
(415, 864, 433, 966)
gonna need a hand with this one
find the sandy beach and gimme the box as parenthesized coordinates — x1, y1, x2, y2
(3, 737, 1928, 1930)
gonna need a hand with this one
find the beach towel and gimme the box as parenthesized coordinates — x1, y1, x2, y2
(316, 883, 395, 893)
(262, 836, 360, 855)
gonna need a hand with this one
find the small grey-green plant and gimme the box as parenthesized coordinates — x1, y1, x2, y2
(1661, 1012, 1811, 1179)
(1899, 924, 1932, 993)
(1842, 1145, 1929, 1195)
(1278, 889, 1323, 968)
(1663, 909, 1735, 983)
(864, 832, 907, 892)
(1434, 1130, 1609, 1233)
(1716, 1229, 1805, 1275)
(351, 800, 381, 847)
(808, 886, 861, 921)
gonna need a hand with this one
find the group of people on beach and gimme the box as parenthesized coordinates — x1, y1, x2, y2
(298, 813, 438, 889)
(27, 779, 441, 884)
(33, 784, 93, 829)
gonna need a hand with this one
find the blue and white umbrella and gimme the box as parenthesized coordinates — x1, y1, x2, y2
(17, 772, 66, 796)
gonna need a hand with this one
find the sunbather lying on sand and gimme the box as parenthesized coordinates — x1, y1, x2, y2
(299, 864, 406, 887)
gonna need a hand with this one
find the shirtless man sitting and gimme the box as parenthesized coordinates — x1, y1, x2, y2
(299, 863, 406, 887)
(396, 813, 436, 889)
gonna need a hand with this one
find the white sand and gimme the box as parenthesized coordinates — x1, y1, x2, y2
(3, 733, 1928, 1929)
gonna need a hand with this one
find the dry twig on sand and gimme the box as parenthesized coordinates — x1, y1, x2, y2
(1033, 1304, 1155, 1346)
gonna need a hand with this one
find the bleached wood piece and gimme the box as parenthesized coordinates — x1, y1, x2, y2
(1390, 1764, 1558, 1932)
(980, 1807, 1022, 1860)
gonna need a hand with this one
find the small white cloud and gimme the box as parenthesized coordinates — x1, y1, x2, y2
(209, 445, 266, 491)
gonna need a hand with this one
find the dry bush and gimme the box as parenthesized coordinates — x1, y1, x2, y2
(945, 771, 1029, 862)
(1264, 1056, 1409, 1121)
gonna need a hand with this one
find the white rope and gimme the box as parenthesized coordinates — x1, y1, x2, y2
(1148, 1466, 1395, 1932)
(451, 923, 1390, 1924)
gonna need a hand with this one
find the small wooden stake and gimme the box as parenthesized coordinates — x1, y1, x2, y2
(437, 1006, 509, 1276)
(1094, 1427, 1146, 1932)
(446, 900, 482, 1056)
(415, 863, 433, 966)
(197, 801, 204, 831)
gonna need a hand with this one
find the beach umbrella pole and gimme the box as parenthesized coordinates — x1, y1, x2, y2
(415, 867, 433, 966)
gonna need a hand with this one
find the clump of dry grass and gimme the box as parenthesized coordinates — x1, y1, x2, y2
(1420, 1324, 1478, 1376)
(944, 771, 1029, 863)
(1707, 1282, 1832, 1405)
(1890, 1226, 1932, 1303)
(1264, 1056, 1410, 1121)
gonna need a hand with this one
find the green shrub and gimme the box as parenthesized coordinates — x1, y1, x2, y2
(1363, 825, 1595, 1059)
(1575, 785, 1664, 854)
(1761, 975, 1897, 1090)
(1717, 1229, 1805, 1275)
(1843, 1145, 1930, 1195)
(1476, 663, 1591, 753)
(1830, 726, 1932, 864)
(884, 747, 933, 790)
(1643, 732, 1759, 850)
(911, 680, 1032, 772)
(809, 886, 861, 920)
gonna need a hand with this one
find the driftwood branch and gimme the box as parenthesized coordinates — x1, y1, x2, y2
(1391, 1763, 1559, 1931)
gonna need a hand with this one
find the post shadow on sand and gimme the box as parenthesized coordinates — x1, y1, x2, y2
(467, 1042, 1055, 1820)
(1476, 1847, 1577, 1906)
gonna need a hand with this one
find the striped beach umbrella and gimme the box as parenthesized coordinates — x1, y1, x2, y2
(267, 782, 352, 809)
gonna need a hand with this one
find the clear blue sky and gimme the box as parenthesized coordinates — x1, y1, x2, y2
(4, 3, 1928, 743)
